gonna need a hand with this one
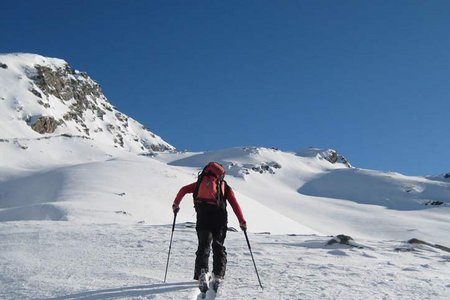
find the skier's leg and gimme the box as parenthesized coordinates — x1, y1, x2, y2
(211, 225, 227, 278)
(194, 229, 212, 280)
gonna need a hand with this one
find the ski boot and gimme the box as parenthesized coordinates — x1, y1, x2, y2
(198, 269, 209, 298)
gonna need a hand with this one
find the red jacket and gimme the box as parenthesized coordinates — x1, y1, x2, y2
(174, 182, 246, 224)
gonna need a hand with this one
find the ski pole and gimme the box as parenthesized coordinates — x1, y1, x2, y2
(243, 229, 263, 289)
(164, 211, 178, 283)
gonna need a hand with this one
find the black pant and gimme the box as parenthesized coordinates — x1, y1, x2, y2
(194, 203, 228, 280)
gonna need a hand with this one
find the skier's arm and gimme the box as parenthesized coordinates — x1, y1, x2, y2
(226, 187, 246, 226)
(173, 182, 196, 206)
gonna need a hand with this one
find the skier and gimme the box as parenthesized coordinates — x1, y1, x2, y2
(172, 162, 247, 284)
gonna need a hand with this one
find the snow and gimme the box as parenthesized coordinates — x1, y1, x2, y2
(1, 222, 449, 299)
(1, 145, 449, 299)
(1, 53, 450, 299)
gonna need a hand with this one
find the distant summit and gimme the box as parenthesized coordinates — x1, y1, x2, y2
(296, 147, 352, 168)
(0, 53, 174, 153)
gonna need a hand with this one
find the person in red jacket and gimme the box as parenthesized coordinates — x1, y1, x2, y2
(172, 162, 247, 281)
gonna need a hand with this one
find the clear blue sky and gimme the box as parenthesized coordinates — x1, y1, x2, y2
(2, 1, 449, 175)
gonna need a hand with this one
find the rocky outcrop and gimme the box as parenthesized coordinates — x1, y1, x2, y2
(29, 65, 108, 126)
(250, 161, 282, 174)
(24, 64, 110, 137)
(326, 234, 363, 248)
(30, 65, 102, 102)
(31, 116, 59, 134)
(297, 148, 352, 168)
(323, 150, 351, 167)
(407, 238, 450, 253)
(423, 200, 445, 206)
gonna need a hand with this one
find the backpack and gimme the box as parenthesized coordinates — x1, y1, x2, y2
(193, 162, 228, 209)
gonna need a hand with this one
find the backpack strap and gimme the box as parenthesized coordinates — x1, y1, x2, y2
(193, 170, 204, 200)
(217, 180, 229, 210)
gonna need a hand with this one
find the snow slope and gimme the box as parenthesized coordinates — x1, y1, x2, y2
(1, 53, 449, 299)
(1, 146, 449, 299)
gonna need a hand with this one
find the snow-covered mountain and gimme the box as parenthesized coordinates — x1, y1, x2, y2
(0, 53, 173, 153)
(1, 54, 449, 300)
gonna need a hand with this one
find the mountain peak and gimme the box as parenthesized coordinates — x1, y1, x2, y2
(0, 52, 68, 71)
(0, 53, 174, 153)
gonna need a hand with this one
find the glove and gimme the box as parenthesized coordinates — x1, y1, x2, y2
(240, 220, 247, 231)
(172, 203, 180, 214)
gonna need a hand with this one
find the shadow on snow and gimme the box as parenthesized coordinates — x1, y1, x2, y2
(39, 281, 196, 300)
(298, 168, 450, 211)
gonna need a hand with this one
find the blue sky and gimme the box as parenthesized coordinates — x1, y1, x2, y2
(2, 1, 449, 175)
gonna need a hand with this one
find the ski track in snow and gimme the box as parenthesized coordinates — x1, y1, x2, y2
(0, 222, 449, 300)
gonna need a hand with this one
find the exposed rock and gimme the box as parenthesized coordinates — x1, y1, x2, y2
(324, 150, 351, 167)
(30, 88, 42, 98)
(13, 140, 28, 150)
(326, 234, 363, 248)
(251, 161, 281, 174)
(27, 64, 104, 137)
(114, 133, 124, 147)
(150, 143, 171, 152)
(424, 200, 445, 206)
(102, 102, 113, 111)
(407, 238, 450, 253)
(96, 108, 106, 120)
(298, 148, 352, 168)
(31, 116, 58, 134)
(29, 65, 102, 102)
(36, 100, 50, 108)
(115, 210, 130, 216)
(0, 62, 7, 69)
(30, 65, 72, 100)
(106, 124, 115, 133)
(115, 112, 127, 123)
(139, 152, 156, 157)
